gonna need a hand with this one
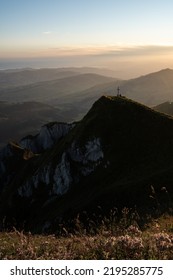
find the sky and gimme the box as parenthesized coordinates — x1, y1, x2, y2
(1, 0, 173, 77)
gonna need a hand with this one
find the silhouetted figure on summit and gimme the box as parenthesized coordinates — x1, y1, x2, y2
(117, 86, 121, 96)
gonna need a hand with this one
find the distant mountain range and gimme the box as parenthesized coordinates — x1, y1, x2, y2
(0, 67, 118, 89)
(153, 101, 173, 116)
(0, 72, 114, 104)
(2, 68, 173, 106)
(0, 68, 116, 147)
(1, 96, 173, 233)
(1, 67, 173, 148)
(120, 68, 173, 106)
(68, 68, 173, 112)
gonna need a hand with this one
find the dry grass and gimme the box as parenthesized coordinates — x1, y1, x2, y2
(0, 213, 173, 260)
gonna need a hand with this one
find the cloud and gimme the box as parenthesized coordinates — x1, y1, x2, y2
(86, 45, 173, 58)
(42, 31, 52, 35)
(46, 44, 173, 58)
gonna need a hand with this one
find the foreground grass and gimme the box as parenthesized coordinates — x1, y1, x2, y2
(0, 214, 173, 260)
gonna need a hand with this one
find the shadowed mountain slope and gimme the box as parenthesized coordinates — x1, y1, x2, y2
(1, 96, 173, 232)
(0, 101, 65, 148)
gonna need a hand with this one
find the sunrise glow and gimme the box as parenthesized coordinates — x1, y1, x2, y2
(1, 0, 173, 77)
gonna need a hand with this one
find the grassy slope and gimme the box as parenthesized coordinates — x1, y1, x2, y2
(0, 213, 173, 259)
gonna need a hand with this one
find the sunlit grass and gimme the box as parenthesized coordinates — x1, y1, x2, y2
(0, 212, 173, 260)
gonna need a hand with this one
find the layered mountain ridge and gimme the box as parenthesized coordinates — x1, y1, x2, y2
(2, 68, 173, 149)
(1, 95, 173, 232)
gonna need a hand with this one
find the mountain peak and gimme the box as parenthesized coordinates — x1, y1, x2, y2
(159, 68, 172, 72)
(86, 94, 152, 119)
(2, 95, 173, 232)
(89, 95, 129, 110)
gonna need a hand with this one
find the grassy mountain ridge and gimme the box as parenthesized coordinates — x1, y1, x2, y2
(1, 96, 173, 232)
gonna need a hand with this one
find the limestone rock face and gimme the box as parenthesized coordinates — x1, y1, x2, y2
(18, 137, 104, 198)
(20, 122, 75, 153)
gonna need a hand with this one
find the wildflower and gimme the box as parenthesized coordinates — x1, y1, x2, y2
(126, 225, 142, 236)
(116, 234, 144, 250)
(153, 232, 173, 251)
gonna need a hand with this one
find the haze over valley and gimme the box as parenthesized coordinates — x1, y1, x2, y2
(1, 67, 173, 148)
